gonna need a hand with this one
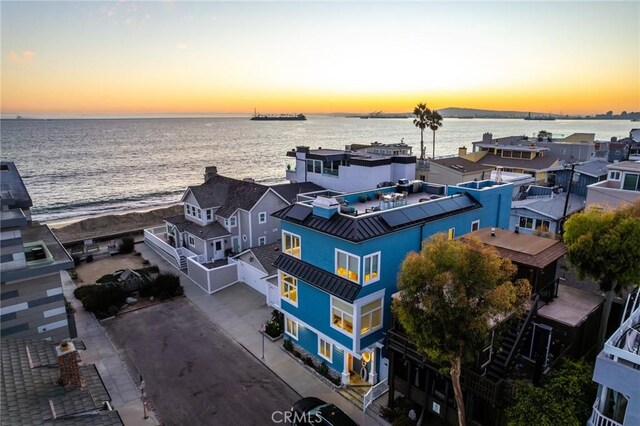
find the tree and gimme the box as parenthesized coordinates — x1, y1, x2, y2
(563, 200, 640, 347)
(506, 358, 597, 426)
(394, 234, 531, 426)
(413, 103, 431, 161)
(426, 109, 443, 159)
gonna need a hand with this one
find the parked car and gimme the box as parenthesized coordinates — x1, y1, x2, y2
(290, 397, 357, 426)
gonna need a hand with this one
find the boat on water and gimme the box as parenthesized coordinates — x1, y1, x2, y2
(524, 112, 556, 121)
(250, 109, 306, 121)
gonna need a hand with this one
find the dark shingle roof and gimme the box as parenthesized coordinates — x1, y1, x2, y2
(0, 161, 32, 208)
(431, 157, 493, 173)
(165, 215, 230, 240)
(270, 182, 325, 204)
(274, 254, 361, 302)
(1, 339, 122, 426)
(187, 174, 270, 217)
(245, 243, 282, 276)
(273, 194, 481, 242)
(479, 153, 560, 171)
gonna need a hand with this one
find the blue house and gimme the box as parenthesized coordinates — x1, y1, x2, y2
(272, 180, 513, 388)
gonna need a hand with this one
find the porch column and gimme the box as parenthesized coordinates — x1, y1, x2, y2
(341, 353, 350, 385)
(369, 349, 377, 384)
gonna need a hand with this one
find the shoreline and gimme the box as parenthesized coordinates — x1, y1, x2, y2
(47, 204, 182, 244)
(44, 203, 179, 229)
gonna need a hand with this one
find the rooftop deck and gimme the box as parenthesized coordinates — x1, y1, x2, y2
(537, 284, 603, 327)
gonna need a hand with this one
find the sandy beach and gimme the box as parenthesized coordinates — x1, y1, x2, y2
(46, 204, 182, 244)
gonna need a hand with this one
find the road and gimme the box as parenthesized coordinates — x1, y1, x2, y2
(104, 298, 300, 425)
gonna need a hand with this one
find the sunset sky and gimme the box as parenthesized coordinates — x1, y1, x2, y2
(2, 1, 638, 116)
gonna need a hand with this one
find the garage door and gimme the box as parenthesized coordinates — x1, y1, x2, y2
(237, 260, 267, 296)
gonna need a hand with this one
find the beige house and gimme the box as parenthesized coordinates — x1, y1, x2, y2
(586, 161, 640, 210)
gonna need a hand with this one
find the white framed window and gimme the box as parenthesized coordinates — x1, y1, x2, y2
(448, 228, 455, 240)
(206, 209, 212, 221)
(188, 235, 195, 246)
(336, 249, 359, 283)
(229, 216, 237, 228)
(258, 236, 266, 246)
(363, 252, 380, 284)
(196, 208, 202, 219)
(519, 216, 550, 232)
(360, 298, 383, 336)
(285, 317, 298, 340)
(283, 231, 301, 258)
(258, 212, 267, 224)
(331, 297, 354, 335)
(471, 220, 480, 232)
(280, 272, 298, 306)
(609, 171, 621, 180)
(318, 337, 333, 362)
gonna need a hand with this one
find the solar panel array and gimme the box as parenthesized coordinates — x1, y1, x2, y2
(381, 195, 477, 228)
(285, 204, 312, 222)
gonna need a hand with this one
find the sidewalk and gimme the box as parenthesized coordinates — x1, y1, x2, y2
(62, 271, 160, 425)
(136, 242, 390, 426)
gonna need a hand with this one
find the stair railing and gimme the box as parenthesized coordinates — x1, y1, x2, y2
(504, 295, 541, 371)
(363, 378, 388, 412)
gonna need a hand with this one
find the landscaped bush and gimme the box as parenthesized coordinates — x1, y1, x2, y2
(304, 356, 314, 367)
(96, 273, 117, 284)
(139, 272, 183, 300)
(264, 310, 284, 338)
(73, 284, 127, 318)
(118, 236, 135, 254)
(318, 362, 329, 377)
(283, 339, 294, 352)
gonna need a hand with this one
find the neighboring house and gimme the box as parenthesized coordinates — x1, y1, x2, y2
(0, 338, 123, 425)
(348, 141, 413, 156)
(270, 182, 326, 204)
(586, 161, 640, 210)
(588, 289, 640, 426)
(232, 242, 281, 303)
(510, 185, 585, 235)
(609, 130, 640, 162)
(285, 144, 416, 192)
(0, 161, 75, 341)
(144, 167, 318, 296)
(546, 160, 609, 198)
(425, 147, 494, 186)
(272, 179, 514, 398)
(386, 228, 603, 425)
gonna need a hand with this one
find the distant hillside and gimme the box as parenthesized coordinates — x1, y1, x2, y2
(438, 107, 557, 119)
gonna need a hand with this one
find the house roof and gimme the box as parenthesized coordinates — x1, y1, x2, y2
(273, 193, 481, 242)
(270, 182, 325, 204)
(511, 193, 585, 220)
(478, 153, 560, 171)
(0, 339, 122, 426)
(574, 161, 609, 178)
(431, 157, 493, 174)
(273, 254, 361, 302)
(186, 174, 270, 217)
(165, 215, 230, 240)
(238, 242, 282, 276)
(464, 228, 567, 269)
(0, 161, 32, 209)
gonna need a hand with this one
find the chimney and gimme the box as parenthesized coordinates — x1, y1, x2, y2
(56, 341, 83, 388)
(458, 146, 467, 156)
(611, 136, 618, 143)
(204, 166, 218, 182)
(482, 132, 493, 145)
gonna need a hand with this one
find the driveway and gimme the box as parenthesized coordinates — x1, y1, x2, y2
(104, 297, 300, 425)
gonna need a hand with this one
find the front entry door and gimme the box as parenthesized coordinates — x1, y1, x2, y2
(231, 236, 240, 254)
(527, 323, 552, 367)
(213, 240, 224, 260)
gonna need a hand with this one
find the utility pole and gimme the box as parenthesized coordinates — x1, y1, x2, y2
(560, 162, 577, 234)
(139, 374, 148, 420)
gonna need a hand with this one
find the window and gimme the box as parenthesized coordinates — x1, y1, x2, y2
(188, 235, 195, 246)
(306, 159, 322, 174)
(336, 250, 359, 283)
(471, 220, 480, 232)
(609, 171, 621, 180)
(283, 231, 301, 258)
(448, 228, 455, 240)
(519, 216, 534, 229)
(258, 236, 266, 246)
(196, 208, 201, 219)
(229, 216, 237, 227)
(206, 209, 212, 221)
(622, 173, 639, 191)
(258, 212, 267, 224)
(280, 272, 298, 305)
(363, 253, 380, 284)
(318, 337, 332, 362)
(519, 216, 550, 232)
(331, 297, 354, 335)
(360, 298, 383, 335)
(285, 317, 298, 339)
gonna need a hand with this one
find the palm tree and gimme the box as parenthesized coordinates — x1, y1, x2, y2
(413, 103, 431, 161)
(427, 109, 443, 159)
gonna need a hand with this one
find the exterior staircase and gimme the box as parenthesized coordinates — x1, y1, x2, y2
(486, 295, 540, 382)
(178, 255, 188, 270)
(339, 385, 367, 409)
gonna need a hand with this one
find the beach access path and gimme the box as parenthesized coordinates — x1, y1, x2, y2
(135, 242, 390, 426)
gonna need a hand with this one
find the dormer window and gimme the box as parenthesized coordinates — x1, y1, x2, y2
(206, 209, 212, 221)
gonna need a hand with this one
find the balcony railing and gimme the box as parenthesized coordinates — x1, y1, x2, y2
(604, 302, 640, 367)
(589, 399, 623, 426)
(363, 378, 388, 412)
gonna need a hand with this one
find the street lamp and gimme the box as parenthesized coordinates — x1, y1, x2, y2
(139, 374, 148, 420)
(261, 323, 266, 359)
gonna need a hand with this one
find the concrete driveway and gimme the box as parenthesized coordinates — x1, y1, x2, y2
(104, 298, 300, 425)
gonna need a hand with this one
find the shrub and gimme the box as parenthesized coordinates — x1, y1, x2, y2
(118, 236, 135, 254)
(96, 273, 117, 284)
(85, 254, 93, 263)
(293, 350, 301, 358)
(72, 256, 81, 267)
(73, 284, 127, 318)
(283, 339, 293, 352)
(264, 310, 284, 337)
(304, 356, 315, 367)
(138, 272, 183, 300)
(318, 362, 329, 377)
(358, 195, 367, 203)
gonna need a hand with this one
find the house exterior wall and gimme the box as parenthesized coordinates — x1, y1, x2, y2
(250, 191, 288, 247)
(238, 210, 250, 251)
(1, 272, 69, 341)
(552, 169, 602, 198)
(586, 184, 640, 210)
(390, 162, 416, 183)
(509, 208, 558, 235)
(425, 163, 488, 187)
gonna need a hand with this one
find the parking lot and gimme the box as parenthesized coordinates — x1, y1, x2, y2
(104, 298, 300, 425)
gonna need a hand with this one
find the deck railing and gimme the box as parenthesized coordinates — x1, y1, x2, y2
(144, 228, 180, 268)
(363, 379, 388, 412)
(589, 399, 623, 426)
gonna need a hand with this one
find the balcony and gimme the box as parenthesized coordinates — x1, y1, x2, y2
(589, 399, 624, 426)
(603, 304, 640, 368)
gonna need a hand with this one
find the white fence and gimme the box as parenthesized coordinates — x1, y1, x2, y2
(144, 227, 180, 268)
(186, 257, 238, 294)
(589, 399, 623, 426)
(363, 378, 388, 412)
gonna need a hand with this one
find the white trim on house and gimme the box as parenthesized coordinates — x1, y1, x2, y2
(318, 335, 333, 363)
(353, 288, 386, 352)
(330, 296, 355, 338)
(335, 249, 360, 284)
(282, 230, 301, 259)
(285, 315, 299, 340)
(258, 211, 267, 224)
(279, 271, 299, 307)
(285, 311, 351, 354)
(249, 188, 290, 210)
(471, 220, 480, 232)
(363, 252, 381, 285)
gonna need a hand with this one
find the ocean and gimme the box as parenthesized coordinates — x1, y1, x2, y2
(1, 116, 635, 222)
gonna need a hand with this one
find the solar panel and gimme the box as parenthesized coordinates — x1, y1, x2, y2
(437, 197, 461, 213)
(451, 195, 476, 209)
(403, 206, 429, 222)
(381, 210, 410, 227)
(419, 202, 446, 217)
(286, 204, 312, 222)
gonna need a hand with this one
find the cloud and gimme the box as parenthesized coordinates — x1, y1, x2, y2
(175, 43, 187, 49)
(99, 2, 151, 27)
(8, 50, 36, 64)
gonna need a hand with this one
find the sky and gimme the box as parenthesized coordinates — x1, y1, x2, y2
(2, 1, 639, 116)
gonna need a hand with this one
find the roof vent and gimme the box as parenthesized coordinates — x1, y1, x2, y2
(312, 196, 340, 219)
(491, 227, 496, 237)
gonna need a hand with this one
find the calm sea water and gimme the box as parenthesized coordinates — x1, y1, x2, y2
(1, 116, 635, 221)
